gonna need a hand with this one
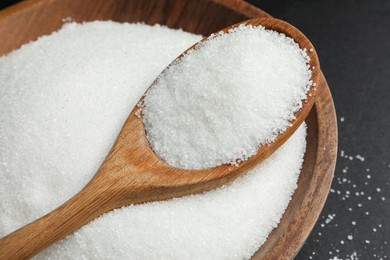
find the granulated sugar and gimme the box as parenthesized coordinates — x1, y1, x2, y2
(0, 21, 201, 233)
(0, 22, 307, 259)
(142, 24, 312, 169)
(305, 145, 389, 259)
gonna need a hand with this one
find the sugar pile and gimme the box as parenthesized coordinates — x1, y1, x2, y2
(0, 21, 307, 259)
(142, 24, 312, 169)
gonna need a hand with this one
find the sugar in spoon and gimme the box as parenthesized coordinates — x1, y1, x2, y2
(0, 17, 320, 259)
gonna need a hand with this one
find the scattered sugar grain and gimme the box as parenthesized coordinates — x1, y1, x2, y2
(355, 155, 365, 161)
(0, 21, 308, 259)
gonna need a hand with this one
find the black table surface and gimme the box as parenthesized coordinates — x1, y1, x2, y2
(1, 0, 389, 259)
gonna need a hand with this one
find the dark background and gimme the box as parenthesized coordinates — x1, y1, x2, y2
(1, 0, 389, 259)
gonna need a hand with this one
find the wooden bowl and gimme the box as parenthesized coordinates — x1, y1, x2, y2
(0, 0, 338, 259)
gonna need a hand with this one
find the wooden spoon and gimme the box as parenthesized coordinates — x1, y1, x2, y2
(0, 17, 320, 259)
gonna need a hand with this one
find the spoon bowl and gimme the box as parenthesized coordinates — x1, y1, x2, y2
(0, 17, 320, 259)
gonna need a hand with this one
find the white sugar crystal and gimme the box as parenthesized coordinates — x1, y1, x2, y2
(142, 24, 312, 169)
(0, 22, 307, 259)
(355, 154, 365, 161)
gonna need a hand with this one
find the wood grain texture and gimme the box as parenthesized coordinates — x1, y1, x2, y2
(0, 0, 337, 259)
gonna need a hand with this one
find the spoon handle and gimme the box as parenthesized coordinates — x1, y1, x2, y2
(0, 181, 114, 259)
